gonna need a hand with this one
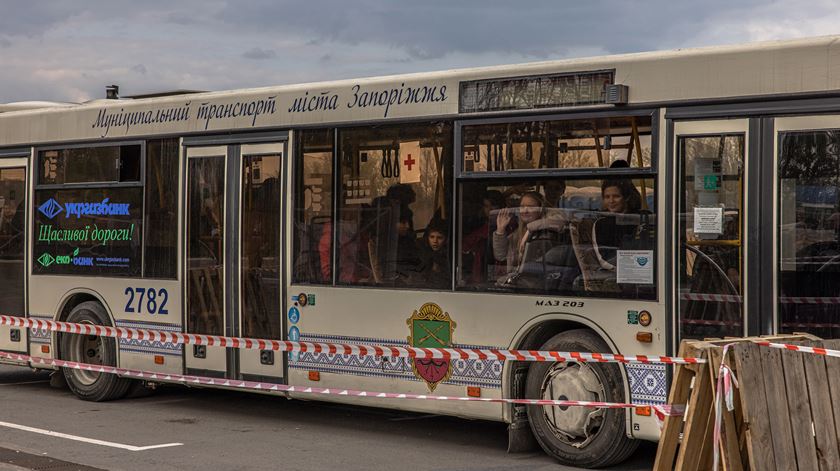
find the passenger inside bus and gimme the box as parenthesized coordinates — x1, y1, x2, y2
(492, 191, 547, 273)
(415, 219, 450, 289)
(461, 190, 504, 284)
(571, 178, 647, 293)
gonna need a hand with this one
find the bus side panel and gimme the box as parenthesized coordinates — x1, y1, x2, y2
(27, 276, 183, 374)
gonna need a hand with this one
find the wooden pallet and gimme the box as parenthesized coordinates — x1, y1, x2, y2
(653, 333, 829, 471)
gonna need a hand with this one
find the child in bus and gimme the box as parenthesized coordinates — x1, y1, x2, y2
(416, 220, 449, 289)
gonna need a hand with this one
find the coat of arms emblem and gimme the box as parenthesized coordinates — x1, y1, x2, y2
(407, 302, 456, 392)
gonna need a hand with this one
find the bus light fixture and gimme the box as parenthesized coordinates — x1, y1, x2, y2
(636, 332, 653, 343)
(41, 345, 50, 354)
(154, 355, 165, 365)
(467, 386, 481, 398)
(635, 406, 651, 416)
(308, 371, 320, 381)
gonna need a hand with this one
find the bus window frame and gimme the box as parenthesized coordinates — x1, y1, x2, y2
(452, 109, 659, 298)
(33, 140, 147, 278)
(34, 140, 147, 190)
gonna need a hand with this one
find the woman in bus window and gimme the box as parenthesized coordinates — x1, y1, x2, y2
(492, 191, 546, 274)
(593, 179, 642, 269)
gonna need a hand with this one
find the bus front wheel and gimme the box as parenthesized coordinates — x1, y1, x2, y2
(525, 329, 638, 468)
(59, 301, 131, 402)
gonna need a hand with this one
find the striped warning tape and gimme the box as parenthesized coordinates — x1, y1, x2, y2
(680, 293, 840, 305)
(680, 293, 743, 303)
(0, 350, 684, 420)
(0, 315, 705, 365)
(754, 340, 840, 359)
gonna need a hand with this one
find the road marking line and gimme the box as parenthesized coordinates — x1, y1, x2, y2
(0, 380, 49, 386)
(0, 420, 183, 451)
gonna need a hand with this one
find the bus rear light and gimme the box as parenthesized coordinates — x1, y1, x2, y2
(41, 345, 50, 354)
(154, 355, 165, 365)
(636, 332, 653, 343)
(467, 386, 481, 398)
(635, 406, 651, 416)
(308, 371, 320, 381)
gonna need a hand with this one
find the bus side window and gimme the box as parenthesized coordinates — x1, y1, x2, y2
(292, 129, 334, 285)
(336, 122, 453, 290)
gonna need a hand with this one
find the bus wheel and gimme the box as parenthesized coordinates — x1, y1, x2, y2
(525, 329, 638, 468)
(60, 301, 131, 402)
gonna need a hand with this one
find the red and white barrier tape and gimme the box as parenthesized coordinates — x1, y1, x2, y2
(681, 293, 840, 305)
(0, 351, 684, 419)
(0, 315, 704, 365)
(754, 340, 840, 359)
(779, 296, 840, 305)
(680, 293, 742, 303)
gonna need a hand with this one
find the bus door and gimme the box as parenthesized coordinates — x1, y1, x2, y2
(183, 140, 286, 381)
(0, 154, 27, 354)
(674, 120, 748, 342)
(775, 116, 840, 338)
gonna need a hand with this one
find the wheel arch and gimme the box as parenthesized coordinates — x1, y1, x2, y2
(502, 313, 632, 436)
(53, 289, 117, 353)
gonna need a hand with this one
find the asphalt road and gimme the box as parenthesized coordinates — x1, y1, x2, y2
(0, 365, 654, 471)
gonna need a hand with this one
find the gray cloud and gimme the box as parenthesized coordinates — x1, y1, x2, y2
(242, 47, 276, 60)
(0, 1, 834, 103)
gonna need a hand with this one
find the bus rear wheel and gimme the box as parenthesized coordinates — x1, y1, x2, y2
(525, 329, 638, 468)
(60, 301, 131, 402)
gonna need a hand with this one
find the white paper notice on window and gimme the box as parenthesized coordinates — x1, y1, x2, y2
(693, 207, 723, 234)
(616, 250, 654, 284)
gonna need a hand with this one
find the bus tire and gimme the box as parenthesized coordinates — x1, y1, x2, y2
(525, 329, 638, 468)
(59, 301, 131, 402)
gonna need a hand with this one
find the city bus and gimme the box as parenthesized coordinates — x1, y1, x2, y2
(2, 35, 840, 467)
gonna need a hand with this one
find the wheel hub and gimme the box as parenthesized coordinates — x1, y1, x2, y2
(540, 362, 605, 447)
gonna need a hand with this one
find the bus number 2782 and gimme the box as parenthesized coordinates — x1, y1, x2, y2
(124, 287, 169, 315)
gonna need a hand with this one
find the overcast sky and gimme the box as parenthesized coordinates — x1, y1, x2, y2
(0, 1, 837, 103)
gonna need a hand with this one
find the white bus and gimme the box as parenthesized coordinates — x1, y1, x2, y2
(2, 35, 840, 467)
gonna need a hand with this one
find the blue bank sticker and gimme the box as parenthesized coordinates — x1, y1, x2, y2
(288, 306, 300, 324)
(288, 326, 300, 342)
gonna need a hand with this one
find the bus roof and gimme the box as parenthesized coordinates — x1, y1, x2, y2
(3, 34, 840, 146)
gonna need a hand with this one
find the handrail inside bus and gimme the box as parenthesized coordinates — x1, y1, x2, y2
(683, 243, 740, 296)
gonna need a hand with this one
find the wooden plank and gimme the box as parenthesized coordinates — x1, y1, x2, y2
(799, 340, 840, 471)
(732, 343, 777, 471)
(708, 346, 744, 471)
(653, 342, 696, 471)
(675, 344, 714, 471)
(780, 343, 820, 470)
(757, 342, 798, 470)
(822, 339, 840, 458)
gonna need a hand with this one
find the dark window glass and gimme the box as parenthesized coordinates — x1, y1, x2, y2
(292, 129, 334, 284)
(677, 135, 744, 341)
(241, 153, 282, 339)
(33, 187, 143, 276)
(143, 139, 179, 279)
(336, 122, 452, 289)
(38, 145, 141, 185)
(187, 156, 225, 336)
(778, 130, 840, 338)
(458, 176, 656, 299)
(461, 116, 651, 172)
(0, 168, 26, 316)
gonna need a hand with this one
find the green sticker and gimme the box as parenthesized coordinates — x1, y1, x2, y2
(627, 310, 639, 325)
(703, 175, 719, 190)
